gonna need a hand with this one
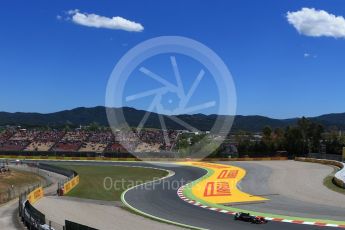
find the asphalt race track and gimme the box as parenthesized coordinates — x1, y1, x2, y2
(122, 163, 341, 230)
(227, 161, 345, 221)
(27, 160, 344, 230)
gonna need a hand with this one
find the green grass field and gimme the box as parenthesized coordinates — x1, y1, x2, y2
(59, 165, 168, 201)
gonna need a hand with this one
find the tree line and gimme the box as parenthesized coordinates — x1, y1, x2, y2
(235, 117, 345, 158)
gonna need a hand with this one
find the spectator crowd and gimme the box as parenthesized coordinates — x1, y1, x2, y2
(0, 128, 180, 153)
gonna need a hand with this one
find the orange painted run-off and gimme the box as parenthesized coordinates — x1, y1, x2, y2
(180, 162, 267, 204)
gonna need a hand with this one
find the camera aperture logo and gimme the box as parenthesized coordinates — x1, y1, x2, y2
(105, 36, 236, 161)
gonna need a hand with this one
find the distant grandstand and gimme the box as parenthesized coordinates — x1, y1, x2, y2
(0, 127, 238, 157)
(0, 127, 180, 154)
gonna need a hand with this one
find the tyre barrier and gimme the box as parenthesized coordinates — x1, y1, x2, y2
(295, 157, 345, 188)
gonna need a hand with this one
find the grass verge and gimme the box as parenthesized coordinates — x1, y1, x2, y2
(56, 165, 168, 201)
(323, 167, 345, 195)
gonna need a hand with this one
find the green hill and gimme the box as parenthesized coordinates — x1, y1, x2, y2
(0, 106, 344, 132)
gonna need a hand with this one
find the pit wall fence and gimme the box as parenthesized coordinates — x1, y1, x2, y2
(295, 157, 345, 188)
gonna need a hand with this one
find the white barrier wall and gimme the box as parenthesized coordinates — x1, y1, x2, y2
(334, 162, 345, 188)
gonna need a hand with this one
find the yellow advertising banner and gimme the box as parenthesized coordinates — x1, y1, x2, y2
(27, 187, 44, 204)
(180, 162, 267, 204)
(64, 175, 80, 194)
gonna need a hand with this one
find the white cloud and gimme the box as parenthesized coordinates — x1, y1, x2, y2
(68, 9, 79, 15)
(303, 52, 317, 58)
(65, 9, 144, 32)
(287, 8, 345, 38)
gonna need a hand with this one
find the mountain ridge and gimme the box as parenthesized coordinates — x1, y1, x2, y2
(0, 106, 344, 132)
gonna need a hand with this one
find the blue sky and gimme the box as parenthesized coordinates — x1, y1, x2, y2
(1, 0, 345, 118)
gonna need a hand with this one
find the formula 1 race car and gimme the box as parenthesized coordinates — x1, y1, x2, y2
(234, 212, 268, 224)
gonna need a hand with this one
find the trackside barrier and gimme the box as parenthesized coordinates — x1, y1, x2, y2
(295, 157, 345, 188)
(65, 220, 98, 230)
(20, 192, 65, 230)
(21, 200, 46, 229)
(334, 169, 345, 188)
(0, 155, 288, 162)
(38, 163, 75, 178)
(36, 162, 80, 195)
(63, 175, 80, 194)
(15, 164, 63, 229)
(19, 163, 93, 230)
(308, 153, 342, 161)
(19, 185, 47, 230)
(203, 157, 288, 161)
(27, 186, 44, 204)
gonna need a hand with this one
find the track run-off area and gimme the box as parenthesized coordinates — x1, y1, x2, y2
(177, 161, 345, 229)
(29, 160, 345, 230)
